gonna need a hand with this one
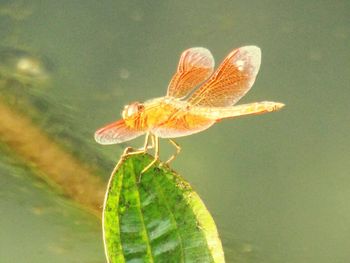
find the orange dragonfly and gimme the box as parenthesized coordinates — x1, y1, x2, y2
(95, 46, 284, 171)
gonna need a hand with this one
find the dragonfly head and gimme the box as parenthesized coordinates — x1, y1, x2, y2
(122, 101, 145, 120)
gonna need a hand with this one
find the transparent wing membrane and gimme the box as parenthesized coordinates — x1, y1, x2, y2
(94, 119, 144, 145)
(167, 47, 214, 98)
(189, 46, 261, 107)
(152, 112, 215, 138)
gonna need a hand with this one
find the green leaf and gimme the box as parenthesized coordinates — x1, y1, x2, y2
(103, 152, 225, 263)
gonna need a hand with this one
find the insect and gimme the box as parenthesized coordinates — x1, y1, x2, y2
(95, 46, 284, 172)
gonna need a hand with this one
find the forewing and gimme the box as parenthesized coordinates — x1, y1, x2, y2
(167, 47, 214, 98)
(188, 46, 261, 107)
(94, 119, 144, 145)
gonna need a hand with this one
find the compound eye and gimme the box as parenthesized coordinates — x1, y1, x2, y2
(122, 102, 143, 119)
(128, 102, 144, 116)
(137, 104, 145, 111)
(127, 104, 138, 116)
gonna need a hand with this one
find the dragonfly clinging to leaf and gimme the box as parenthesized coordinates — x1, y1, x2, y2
(95, 46, 285, 172)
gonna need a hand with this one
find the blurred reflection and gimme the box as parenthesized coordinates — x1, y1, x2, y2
(0, 47, 52, 86)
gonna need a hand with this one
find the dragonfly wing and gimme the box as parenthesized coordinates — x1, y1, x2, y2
(94, 119, 144, 145)
(188, 46, 261, 107)
(167, 47, 214, 98)
(189, 101, 285, 120)
(151, 109, 215, 138)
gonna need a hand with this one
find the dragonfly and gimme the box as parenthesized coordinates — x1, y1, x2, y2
(95, 46, 284, 173)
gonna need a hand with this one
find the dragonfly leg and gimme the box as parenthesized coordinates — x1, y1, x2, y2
(111, 146, 146, 175)
(139, 135, 159, 182)
(123, 132, 152, 158)
(146, 133, 155, 150)
(122, 146, 145, 158)
(165, 139, 181, 165)
(141, 132, 155, 151)
(142, 132, 151, 151)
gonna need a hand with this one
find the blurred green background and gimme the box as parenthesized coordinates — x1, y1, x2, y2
(0, 1, 349, 262)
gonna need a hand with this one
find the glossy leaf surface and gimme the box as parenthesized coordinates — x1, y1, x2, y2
(103, 152, 225, 263)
